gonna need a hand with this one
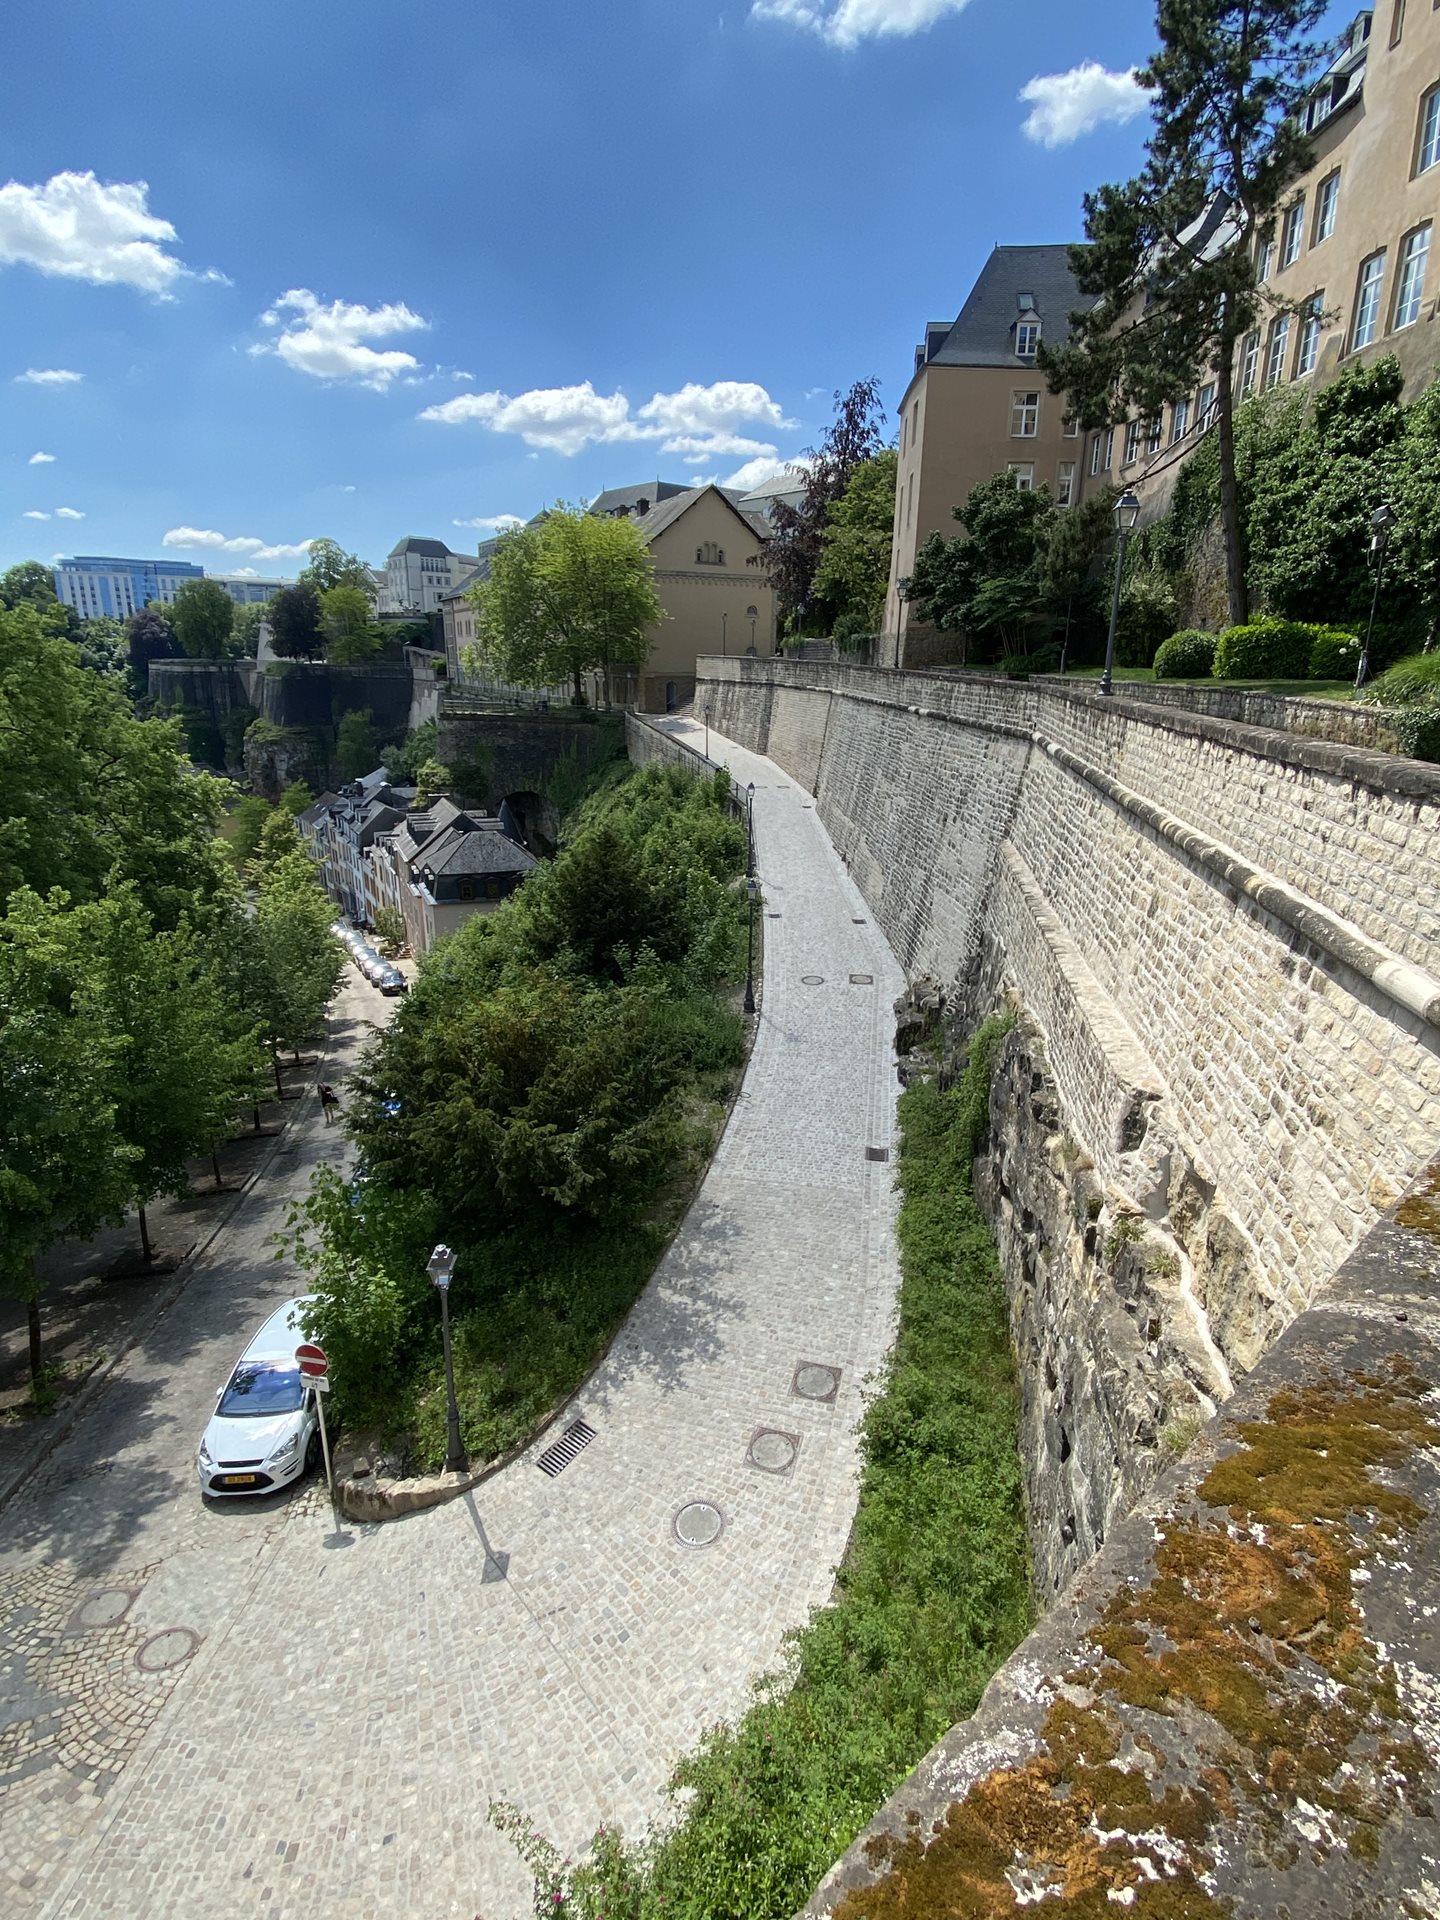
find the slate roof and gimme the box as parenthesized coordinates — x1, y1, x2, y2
(588, 481, 691, 519)
(420, 827, 538, 878)
(388, 537, 455, 560)
(921, 245, 1096, 372)
(297, 790, 344, 829)
(631, 484, 768, 549)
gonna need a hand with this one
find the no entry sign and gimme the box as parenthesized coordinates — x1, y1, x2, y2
(295, 1342, 329, 1379)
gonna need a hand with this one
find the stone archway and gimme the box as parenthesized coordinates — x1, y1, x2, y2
(501, 789, 559, 857)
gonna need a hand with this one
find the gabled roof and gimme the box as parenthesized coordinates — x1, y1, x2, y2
(632, 483, 768, 549)
(388, 537, 455, 560)
(420, 827, 539, 878)
(297, 790, 344, 828)
(920, 245, 1096, 372)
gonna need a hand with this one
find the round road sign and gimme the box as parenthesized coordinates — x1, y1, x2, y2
(295, 1342, 328, 1379)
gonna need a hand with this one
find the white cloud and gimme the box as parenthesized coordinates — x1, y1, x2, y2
(341, 484, 356, 492)
(1019, 62, 1151, 147)
(15, 367, 83, 385)
(722, 453, 812, 492)
(0, 171, 218, 295)
(228, 567, 259, 577)
(453, 514, 524, 532)
(750, 0, 972, 49)
(28, 451, 55, 463)
(54, 506, 84, 519)
(22, 509, 50, 520)
(420, 376, 794, 462)
(162, 525, 315, 561)
(253, 288, 429, 390)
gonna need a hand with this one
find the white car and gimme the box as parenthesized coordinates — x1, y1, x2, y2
(197, 1297, 324, 1497)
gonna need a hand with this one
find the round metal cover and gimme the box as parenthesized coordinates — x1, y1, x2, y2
(77, 1588, 135, 1630)
(748, 1430, 798, 1474)
(793, 1364, 840, 1402)
(801, 975, 824, 986)
(673, 1500, 724, 1548)
(135, 1627, 200, 1673)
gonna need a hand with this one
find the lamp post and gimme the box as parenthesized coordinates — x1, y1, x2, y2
(745, 781, 755, 877)
(1100, 489, 1142, 697)
(743, 874, 759, 1016)
(704, 701, 714, 762)
(1356, 502, 1398, 692)
(427, 1243, 466, 1475)
(722, 610, 728, 656)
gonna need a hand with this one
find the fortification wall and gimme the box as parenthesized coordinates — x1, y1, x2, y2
(700, 655, 1440, 1591)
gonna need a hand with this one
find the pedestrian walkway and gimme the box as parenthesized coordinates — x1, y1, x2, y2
(29, 727, 907, 1920)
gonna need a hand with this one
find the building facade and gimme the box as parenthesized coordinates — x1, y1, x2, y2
(880, 247, 1094, 667)
(381, 537, 477, 616)
(53, 555, 292, 618)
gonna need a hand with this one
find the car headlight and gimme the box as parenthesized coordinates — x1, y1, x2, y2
(198, 1440, 212, 1465)
(268, 1435, 300, 1463)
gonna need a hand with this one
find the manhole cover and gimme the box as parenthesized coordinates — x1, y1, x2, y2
(801, 975, 824, 986)
(767, 911, 782, 919)
(852, 917, 867, 925)
(747, 1429, 800, 1475)
(76, 1588, 137, 1631)
(866, 1146, 890, 1163)
(673, 1501, 724, 1548)
(850, 973, 874, 985)
(792, 1363, 841, 1403)
(135, 1627, 200, 1673)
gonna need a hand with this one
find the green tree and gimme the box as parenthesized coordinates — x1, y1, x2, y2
(812, 449, 898, 636)
(301, 538, 374, 595)
(763, 379, 887, 629)
(229, 794, 276, 866)
(125, 603, 179, 689)
(907, 474, 1056, 662)
(470, 506, 663, 704)
(231, 602, 267, 657)
(267, 582, 324, 659)
(321, 586, 382, 663)
(0, 892, 135, 1385)
(0, 603, 228, 925)
(0, 561, 59, 613)
(1039, 486, 1120, 668)
(253, 850, 344, 1067)
(335, 708, 379, 781)
(380, 720, 437, 783)
(413, 757, 451, 806)
(72, 615, 127, 679)
(1040, 0, 1329, 625)
(279, 781, 316, 819)
(170, 577, 236, 659)
(247, 808, 305, 878)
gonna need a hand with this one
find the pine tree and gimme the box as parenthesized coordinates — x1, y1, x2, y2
(1041, 0, 1330, 624)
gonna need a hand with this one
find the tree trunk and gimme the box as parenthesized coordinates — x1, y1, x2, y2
(27, 1287, 42, 1391)
(572, 664, 584, 707)
(1215, 309, 1249, 627)
(212, 1149, 224, 1189)
(252, 1102, 262, 1133)
(272, 1050, 284, 1101)
(138, 1203, 153, 1267)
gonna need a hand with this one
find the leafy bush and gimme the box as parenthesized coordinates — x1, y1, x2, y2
(1213, 618, 1314, 680)
(830, 612, 877, 653)
(1152, 629, 1217, 679)
(1306, 626, 1361, 680)
(493, 1018, 1030, 1920)
(1359, 651, 1440, 761)
(1114, 572, 1178, 668)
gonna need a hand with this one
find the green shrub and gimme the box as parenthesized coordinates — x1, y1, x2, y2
(1360, 651, 1440, 760)
(1213, 618, 1314, 680)
(830, 612, 877, 653)
(1306, 626, 1361, 680)
(1152, 629, 1217, 679)
(1115, 572, 1179, 668)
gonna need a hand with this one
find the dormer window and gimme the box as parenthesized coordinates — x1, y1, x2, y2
(1015, 320, 1041, 357)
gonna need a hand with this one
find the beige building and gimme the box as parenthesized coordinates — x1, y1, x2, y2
(881, 245, 1092, 667)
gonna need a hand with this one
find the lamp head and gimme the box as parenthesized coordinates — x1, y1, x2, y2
(427, 1243, 457, 1289)
(746, 875, 760, 901)
(1114, 489, 1142, 534)
(747, 781, 755, 799)
(1371, 502, 1398, 541)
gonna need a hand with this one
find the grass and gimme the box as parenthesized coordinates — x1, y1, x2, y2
(493, 1016, 1032, 1920)
(1059, 665, 1356, 699)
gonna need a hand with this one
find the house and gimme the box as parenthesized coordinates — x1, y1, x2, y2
(370, 796, 538, 954)
(297, 773, 410, 923)
(880, 245, 1095, 668)
(381, 538, 478, 616)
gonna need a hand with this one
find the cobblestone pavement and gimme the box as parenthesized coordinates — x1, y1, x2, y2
(16, 734, 906, 1920)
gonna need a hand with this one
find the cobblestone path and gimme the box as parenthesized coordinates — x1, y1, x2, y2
(14, 729, 906, 1920)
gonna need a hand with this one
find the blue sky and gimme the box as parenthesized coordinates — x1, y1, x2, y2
(3, 0, 1181, 576)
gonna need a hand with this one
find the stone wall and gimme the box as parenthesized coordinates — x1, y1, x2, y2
(436, 703, 624, 813)
(700, 654, 1440, 1587)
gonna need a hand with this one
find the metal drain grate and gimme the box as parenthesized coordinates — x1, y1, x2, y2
(850, 973, 873, 985)
(536, 1419, 597, 1477)
(767, 911, 782, 918)
(865, 1146, 890, 1163)
(852, 917, 867, 925)
(801, 974, 825, 986)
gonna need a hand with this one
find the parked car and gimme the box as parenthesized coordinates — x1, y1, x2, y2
(353, 945, 385, 983)
(376, 965, 408, 996)
(196, 1297, 323, 1498)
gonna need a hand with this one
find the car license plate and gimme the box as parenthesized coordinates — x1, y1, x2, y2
(221, 1473, 257, 1485)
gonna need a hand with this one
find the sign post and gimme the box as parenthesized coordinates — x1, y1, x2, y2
(295, 1342, 339, 1536)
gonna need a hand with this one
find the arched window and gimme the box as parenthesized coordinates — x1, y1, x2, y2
(665, 680, 678, 711)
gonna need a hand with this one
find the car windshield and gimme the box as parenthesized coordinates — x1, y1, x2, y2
(217, 1362, 304, 1417)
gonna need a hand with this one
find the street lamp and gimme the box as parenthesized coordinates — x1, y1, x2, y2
(1356, 502, 1398, 691)
(745, 781, 756, 877)
(704, 701, 714, 762)
(427, 1242, 466, 1475)
(743, 874, 759, 1016)
(1100, 489, 1142, 697)
(722, 610, 728, 656)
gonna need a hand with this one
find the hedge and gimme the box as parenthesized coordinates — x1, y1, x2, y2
(1152, 630, 1217, 680)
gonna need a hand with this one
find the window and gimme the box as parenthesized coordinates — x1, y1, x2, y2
(1257, 236, 1276, 282)
(696, 541, 725, 565)
(1123, 418, 1142, 464)
(1170, 396, 1191, 443)
(1102, 427, 1114, 469)
(1394, 224, 1431, 328)
(1421, 87, 1440, 175)
(1010, 390, 1039, 436)
(1090, 432, 1105, 475)
(1352, 251, 1386, 348)
(458, 878, 474, 900)
(1280, 198, 1305, 269)
(906, 472, 914, 527)
(1063, 412, 1079, 437)
(1015, 320, 1040, 357)
(1390, 0, 1406, 46)
(1265, 314, 1292, 386)
(1055, 460, 1076, 508)
(1146, 416, 1163, 455)
(1239, 329, 1260, 395)
(1008, 462, 1035, 490)
(1296, 296, 1324, 375)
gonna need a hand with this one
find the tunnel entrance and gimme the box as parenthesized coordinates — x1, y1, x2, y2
(500, 789, 559, 857)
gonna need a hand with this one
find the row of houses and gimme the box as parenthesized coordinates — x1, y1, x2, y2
(883, 5, 1440, 664)
(298, 769, 539, 957)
